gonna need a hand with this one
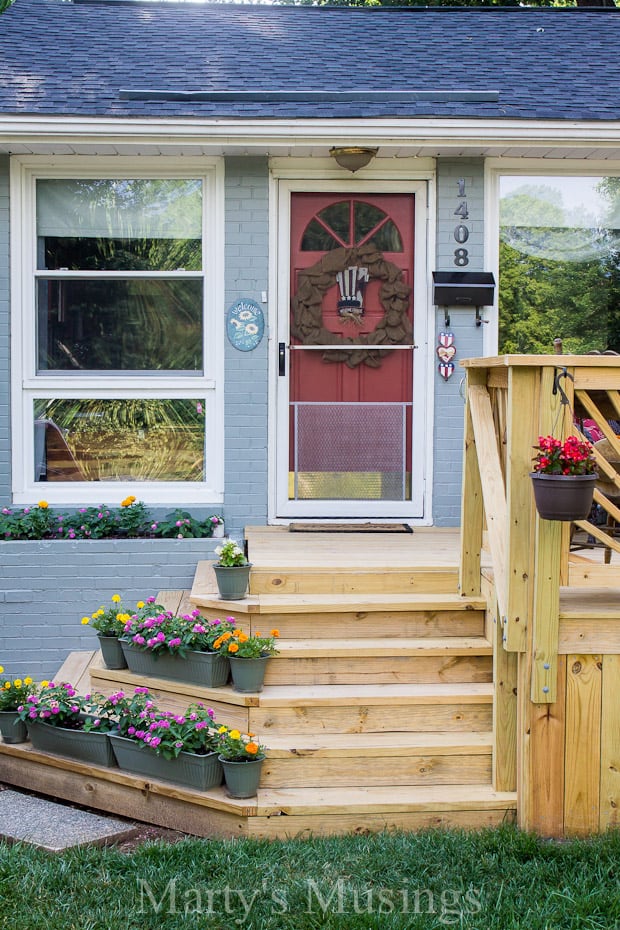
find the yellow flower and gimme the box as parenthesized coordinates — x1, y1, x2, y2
(136, 601, 145, 609)
(229, 729, 241, 740)
(38, 500, 49, 509)
(112, 594, 121, 603)
(218, 726, 228, 734)
(3, 682, 10, 690)
(24, 677, 32, 686)
(97, 609, 105, 617)
(40, 680, 49, 689)
(116, 613, 123, 621)
(0, 666, 4, 675)
(82, 617, 90, 625)
(13, 679, 21, 688)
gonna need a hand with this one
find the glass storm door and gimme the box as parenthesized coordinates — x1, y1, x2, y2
(277, 192, 422, 519)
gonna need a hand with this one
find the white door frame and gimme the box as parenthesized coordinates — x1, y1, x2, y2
(268, 159, 435, 524)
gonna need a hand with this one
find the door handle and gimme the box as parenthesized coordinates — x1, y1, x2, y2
(278, 342, 286, 377)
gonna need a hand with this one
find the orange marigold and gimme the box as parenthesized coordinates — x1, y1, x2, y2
(245, 742, 259, 755)
(237, 632, 249, 643)
(228, 643, 239, 653)
(271, 629, 280, 637)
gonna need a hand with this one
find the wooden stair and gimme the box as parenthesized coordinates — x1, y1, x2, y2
(0, 528, 517, 837)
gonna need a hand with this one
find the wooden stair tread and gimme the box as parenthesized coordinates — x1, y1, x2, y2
(265, 731, 493, 757)
(255, 783, 517, 816)
(0, 741, 256, 816)
(274, 637, 492, 657)
(256, 682, 493, 706)
(190, 569, 485, 614)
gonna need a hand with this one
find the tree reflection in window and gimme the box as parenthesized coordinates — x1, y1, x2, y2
(301, 200, 403, 252)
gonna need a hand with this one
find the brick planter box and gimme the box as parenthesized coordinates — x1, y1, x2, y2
(0, 538, 218, 678)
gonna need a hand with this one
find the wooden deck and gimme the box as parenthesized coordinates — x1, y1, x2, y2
(2, 524, 617, 838)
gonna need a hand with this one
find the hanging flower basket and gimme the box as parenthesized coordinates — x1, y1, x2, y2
(530, 473, 597, 522)
(530, 435, 598, 522)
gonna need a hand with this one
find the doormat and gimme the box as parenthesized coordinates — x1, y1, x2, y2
(289, 523, 413, 534)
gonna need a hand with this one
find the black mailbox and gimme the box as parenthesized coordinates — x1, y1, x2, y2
(432, 271, 495, 306)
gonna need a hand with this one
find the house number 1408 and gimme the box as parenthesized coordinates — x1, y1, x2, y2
(454, 178, 470, 266)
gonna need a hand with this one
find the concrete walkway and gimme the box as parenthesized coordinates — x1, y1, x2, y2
(0, 788, 138, 851)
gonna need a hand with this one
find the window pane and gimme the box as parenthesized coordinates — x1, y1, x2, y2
(499, 177, 620, 354)
(37, 278, 203, 372)
(41, 236, 201, 272)
(301, 219, 342, 251)
(37, 179, 202, 271)
(34, 399, 205, 482)
(367, 220, 403, 252)
(318, 201, 350, 242)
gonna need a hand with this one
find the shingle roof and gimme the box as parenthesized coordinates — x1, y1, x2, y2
(1, 0, 619, 122)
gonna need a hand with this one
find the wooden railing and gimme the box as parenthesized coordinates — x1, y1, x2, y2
(459, 355, 620, 835)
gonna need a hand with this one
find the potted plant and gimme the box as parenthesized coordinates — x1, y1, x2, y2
(0, 667, 37, 743)
(80, 593, 134, 669)
(103, 689, 224, 790)
(530, 434, 598, 521)
(211, 627, 279, 693)
(217, 726, 266, 798)
(213, 540, 252, 600)
(17, 681, 116, 766)
(120, 610, 235, 687)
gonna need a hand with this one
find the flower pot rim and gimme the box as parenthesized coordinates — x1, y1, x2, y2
(529, 471, 598, 481)
(213, 562, 253, 569)
(218, 753, 266, 763)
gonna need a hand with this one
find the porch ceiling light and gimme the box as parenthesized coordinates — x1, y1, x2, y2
(329, 146, 378, 172)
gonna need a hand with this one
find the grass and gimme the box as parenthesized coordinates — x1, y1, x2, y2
(0, 826, 619, 929)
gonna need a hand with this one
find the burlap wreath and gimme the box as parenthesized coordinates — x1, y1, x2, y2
(290, 242, 413, 369)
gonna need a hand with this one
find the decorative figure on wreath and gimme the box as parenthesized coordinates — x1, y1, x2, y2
(291, 242, 413, 369)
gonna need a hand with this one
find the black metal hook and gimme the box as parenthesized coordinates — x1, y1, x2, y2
(552, 367, 574, 406)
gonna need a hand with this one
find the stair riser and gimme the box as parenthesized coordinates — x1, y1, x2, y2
(251, 703, 492, 735)
(197, 608, 485, 640)
(88, 670, 251, 731)
(250, 570, 459, 596)
(263, 655, 492, 686)
(248, 808, 516, 839)
(261, 753, 492, 788)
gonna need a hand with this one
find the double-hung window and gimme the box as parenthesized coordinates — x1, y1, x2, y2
(11, 158, 224, 504)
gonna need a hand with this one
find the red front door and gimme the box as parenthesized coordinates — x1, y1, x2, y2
(286, 192, 416, 514)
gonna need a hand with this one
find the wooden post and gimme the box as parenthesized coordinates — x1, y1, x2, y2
(564, 654, 602, 835)
(600, 654, 620, 831)
(530, 365, 565, 704)
(504, 367, 538, 653)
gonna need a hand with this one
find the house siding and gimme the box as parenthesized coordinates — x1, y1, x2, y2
(223, 157, 270, 539)
(432, 158, 485, 526)
(0, 156, 10, 502)
(0, 538, 220, 679)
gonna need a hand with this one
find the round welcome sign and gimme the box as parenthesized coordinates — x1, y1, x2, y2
(226, 299, 265, 352)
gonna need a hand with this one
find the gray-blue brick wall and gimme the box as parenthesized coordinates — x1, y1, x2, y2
(0, 538, 221, 679)
(223, 157, 270, 539)
(0, 156, 10, 500)
(432, 158, 485, 526)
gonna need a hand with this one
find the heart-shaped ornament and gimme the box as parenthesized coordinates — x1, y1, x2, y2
(436, 344, 457, 362)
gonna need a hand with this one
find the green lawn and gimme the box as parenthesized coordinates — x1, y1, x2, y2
(0, 826, 618, 929)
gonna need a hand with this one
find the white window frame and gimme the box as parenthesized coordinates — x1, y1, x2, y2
(484, 157, 620, 357)
(10, 156, 225, 505)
